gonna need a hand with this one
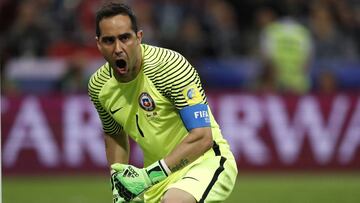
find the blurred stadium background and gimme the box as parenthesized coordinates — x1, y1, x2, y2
(1, 0, 360, 202)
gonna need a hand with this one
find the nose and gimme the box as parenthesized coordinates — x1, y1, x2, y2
(114, 39, 123, 56)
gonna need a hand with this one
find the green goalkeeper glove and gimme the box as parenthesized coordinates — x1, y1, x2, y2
(111, 159, 171, 202)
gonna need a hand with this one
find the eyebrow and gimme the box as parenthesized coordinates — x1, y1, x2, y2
(101, 32, 133, 40)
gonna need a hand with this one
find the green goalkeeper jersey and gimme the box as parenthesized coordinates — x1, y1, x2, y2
(88, 44, 227, 166)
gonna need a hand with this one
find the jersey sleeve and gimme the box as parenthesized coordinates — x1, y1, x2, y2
(163, 51, 208, 109)
(142, 45, 208, 109)
(88, 66, 123, 136)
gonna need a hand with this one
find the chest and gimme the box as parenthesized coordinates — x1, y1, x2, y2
(102, 75, 175, 136)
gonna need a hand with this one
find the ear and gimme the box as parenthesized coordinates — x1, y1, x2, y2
(95, 36, 101, 51)
(136, 30, 143, 44)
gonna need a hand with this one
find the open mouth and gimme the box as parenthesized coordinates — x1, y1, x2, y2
(116, 59, 127, 70)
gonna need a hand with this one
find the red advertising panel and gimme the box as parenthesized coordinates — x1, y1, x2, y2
(1, 92, 360, 174)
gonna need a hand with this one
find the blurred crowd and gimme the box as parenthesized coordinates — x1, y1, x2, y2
(0, 0, 359, 94)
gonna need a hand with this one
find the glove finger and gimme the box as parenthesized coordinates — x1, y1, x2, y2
(111, 163, 126, 172)
(111, 177, 124, 203)
(110, 172, 119, 191)
(114, 177, 137, 201)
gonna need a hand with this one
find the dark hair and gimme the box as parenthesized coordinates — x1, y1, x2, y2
(95, 2, 138, 37)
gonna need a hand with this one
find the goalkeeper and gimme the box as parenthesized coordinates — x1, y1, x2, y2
(88, 2, 237, 202)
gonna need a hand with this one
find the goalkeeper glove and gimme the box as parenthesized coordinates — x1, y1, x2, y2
(111, 159, 171, 202)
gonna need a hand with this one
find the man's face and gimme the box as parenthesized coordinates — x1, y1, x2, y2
(96, 14, 143, 81)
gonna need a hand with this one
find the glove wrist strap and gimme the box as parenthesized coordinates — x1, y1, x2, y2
(160, 159, 172, 175)
(146, 159, 170, 185)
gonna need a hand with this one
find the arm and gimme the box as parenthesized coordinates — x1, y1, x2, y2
(164, 127, 213, 172)
(104, 130, 129, 166)
(110, 127, 213, 201)
(106, 131, 134, 203)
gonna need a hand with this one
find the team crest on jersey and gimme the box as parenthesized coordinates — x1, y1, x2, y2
(182, 84, 202, 105)
(139, 92, 156, 111)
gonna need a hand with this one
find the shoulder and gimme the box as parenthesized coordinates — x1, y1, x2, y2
(143, 44, 191, 76)
(142, 44, 188, 68)
(142, 44, 193, 81)
(88, 63, 112, 99)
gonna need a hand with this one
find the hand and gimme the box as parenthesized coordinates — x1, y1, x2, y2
(111, 164, 151, 202)
(111, 160, 170, 202)
(111, 177, 143, 203)
(111, 169, 133, 203)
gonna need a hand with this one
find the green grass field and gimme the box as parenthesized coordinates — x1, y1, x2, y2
(3, 173, 360, 203)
